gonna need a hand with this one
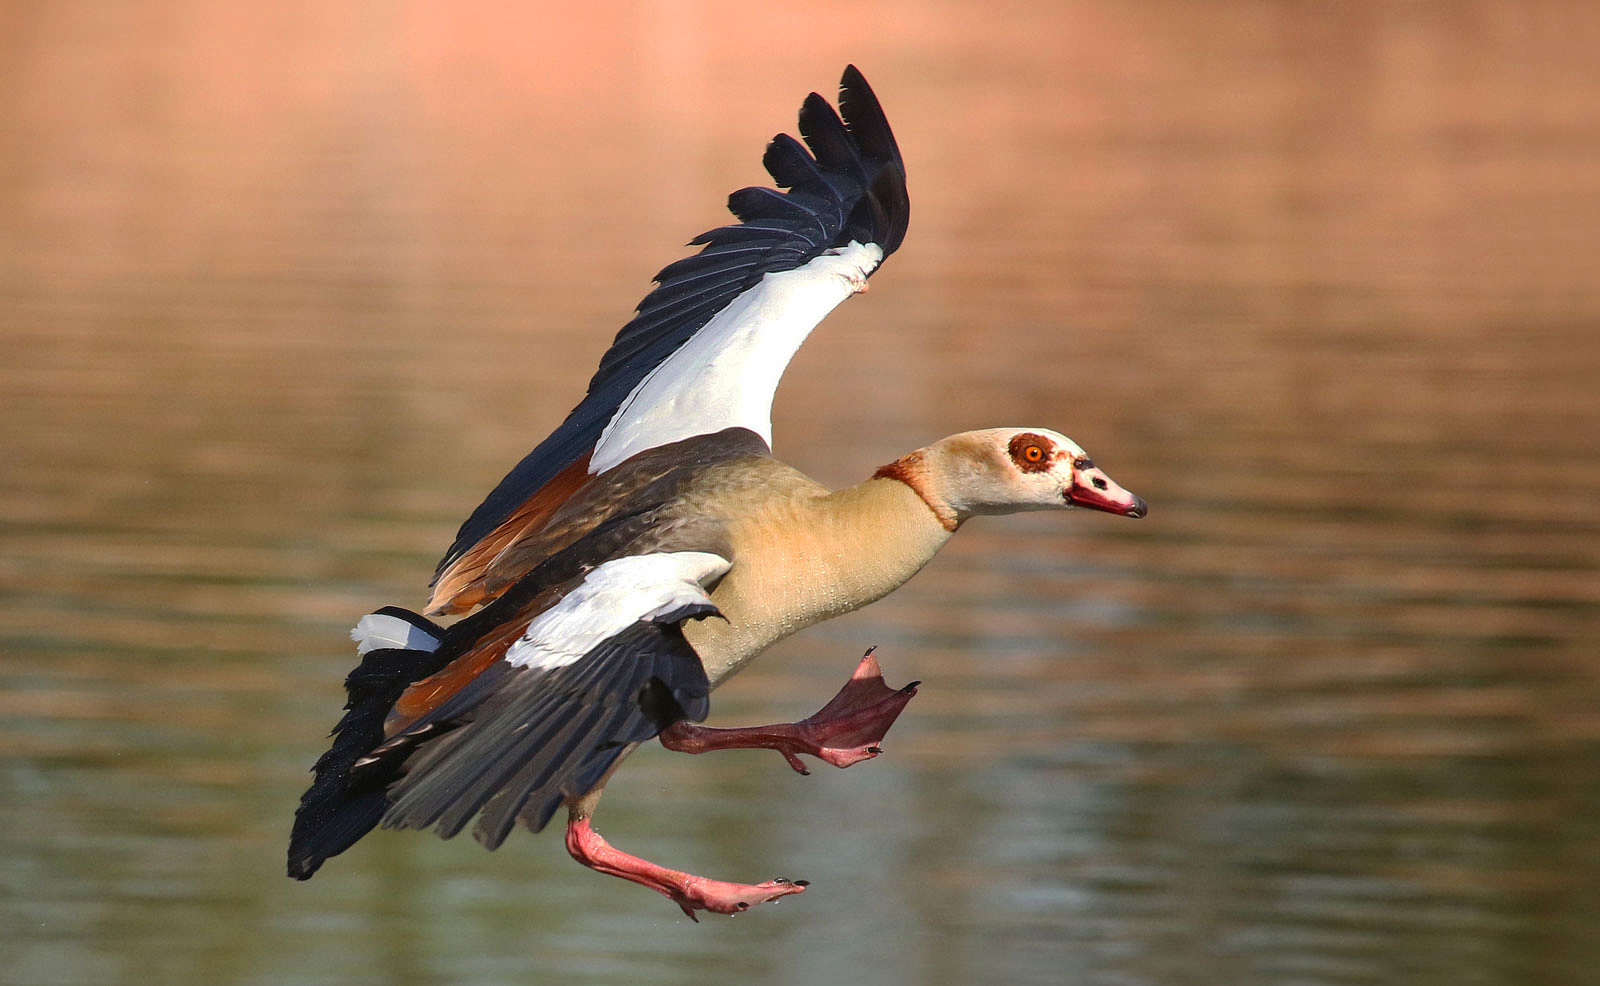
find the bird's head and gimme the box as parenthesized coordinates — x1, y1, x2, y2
(880, 427, 1147, 529)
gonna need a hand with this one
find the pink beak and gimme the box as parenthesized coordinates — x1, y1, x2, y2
(1065, 461, 1147, 518)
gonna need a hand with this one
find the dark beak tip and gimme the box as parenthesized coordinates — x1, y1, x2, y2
(1128, 496, 1148, 519)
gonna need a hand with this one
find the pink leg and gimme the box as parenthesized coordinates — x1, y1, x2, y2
(659, 649, 919, 775)
(565, 816, 806, 921)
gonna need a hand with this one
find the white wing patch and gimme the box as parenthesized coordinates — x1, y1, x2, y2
(352, 613, 442, 655)
(504, 551, 731, 672)
(589, 240, 883, 474)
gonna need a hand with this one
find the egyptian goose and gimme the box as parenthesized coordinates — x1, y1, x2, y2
(288, 66, 1145, 918)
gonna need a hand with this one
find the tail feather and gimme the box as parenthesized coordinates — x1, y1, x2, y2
(288, 608, 447, 880)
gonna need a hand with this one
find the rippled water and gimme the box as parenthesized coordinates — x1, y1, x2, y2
(3, 3, 1598, 985)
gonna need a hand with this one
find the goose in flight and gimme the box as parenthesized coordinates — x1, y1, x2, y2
(288, 66, 1146, 918)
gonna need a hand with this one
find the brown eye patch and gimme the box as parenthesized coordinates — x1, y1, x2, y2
(1007, 432, 1054, 473)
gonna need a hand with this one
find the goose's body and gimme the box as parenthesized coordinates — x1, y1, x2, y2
(289, 68, 1145, 918)
(672, 448, 951, 686)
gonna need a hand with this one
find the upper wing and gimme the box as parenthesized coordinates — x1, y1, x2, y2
(429, 65, 908, 615)
(377, 551, 728, 850)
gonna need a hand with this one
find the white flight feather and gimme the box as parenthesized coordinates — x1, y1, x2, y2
(504, 551, 731, 672)
(351, 613, 442, 655)
(589, 240, 883, 474)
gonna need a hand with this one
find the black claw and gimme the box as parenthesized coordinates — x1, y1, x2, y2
(903, 681, 921, 692)
(736, 902, 749, 911)
(866, 746, 883, 754)
(794, 880, 810, 887)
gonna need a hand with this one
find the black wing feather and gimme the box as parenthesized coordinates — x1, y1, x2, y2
(652, 248, 764, 284)
(840, 64, 906, 178)
(434, 66, 908, 587)
(762, 133, 838, 199)
(638, 264, 761, 310)
(687, 222, 811, 247)
(286, 637, 450, 880)
(797, 92, 866, 180)
(725, 187, 831, 236)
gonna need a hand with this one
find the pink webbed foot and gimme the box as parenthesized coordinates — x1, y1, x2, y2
(658, 649, 919, 775)
(565, 817, 806, 921)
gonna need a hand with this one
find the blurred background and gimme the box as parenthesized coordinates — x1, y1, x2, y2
(2, 2, 1597, 984)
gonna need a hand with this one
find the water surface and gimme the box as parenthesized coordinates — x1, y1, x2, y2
(2, 3, 1597, 985)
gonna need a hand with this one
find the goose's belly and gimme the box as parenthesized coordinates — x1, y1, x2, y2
(682, 549, 859, 689)
(679, 489, 950, 689)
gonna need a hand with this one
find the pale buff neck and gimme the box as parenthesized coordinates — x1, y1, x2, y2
(683, 473, 954, 688)
(810, 475, 956, 599)
(874, 447, 958, 531)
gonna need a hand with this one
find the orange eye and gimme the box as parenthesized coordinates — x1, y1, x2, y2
(1008, 433, 1054, 472)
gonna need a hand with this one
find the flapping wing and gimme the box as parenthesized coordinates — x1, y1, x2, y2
(429, 66, 908, 615)
(378, 551, 728, 850)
